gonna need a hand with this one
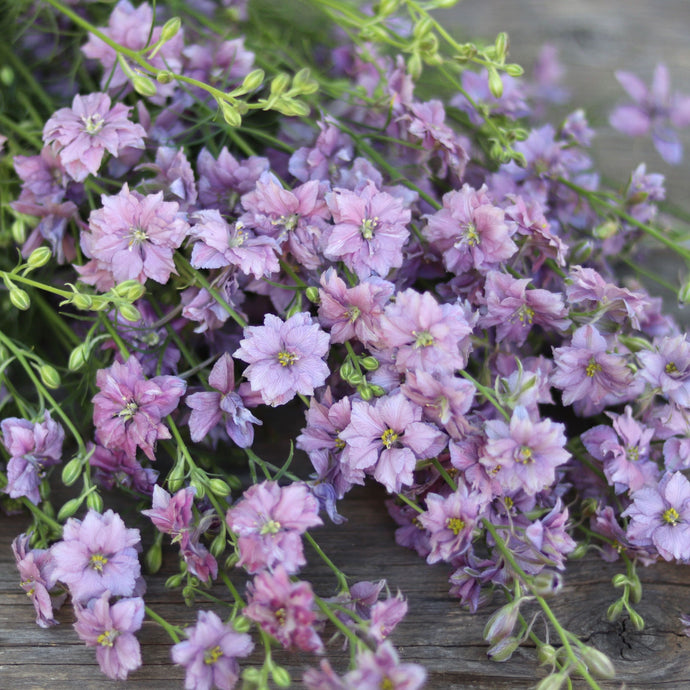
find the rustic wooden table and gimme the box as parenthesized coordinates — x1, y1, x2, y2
(4, 1, 690, 688)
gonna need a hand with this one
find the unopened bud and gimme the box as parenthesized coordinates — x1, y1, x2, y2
(119, 303, 142, 323)
(160, 16, 181, 43)
(339, 361, 355, 381)
(112, 280, 146, 301)
(628, 609, 645, 631)
(132, 74, 158, 98)
(377, 0, 399, 16)
(569, 542, 589, 560)
(11, 218, 26, 244)
(208, 478, 231, 497)
(71, 292, 93, 310)
(242, 68, 264, 92)
(607, 599, 624, 622)
(271, 666, 291, 688)
(581, 646, 616, 679)
(488, 67, 503, 98)
(210, 532, 227, 558)
(360, 356, 379, 371)
(581, 497, 599, 517)
(61, 457, 83, 487)
(593, 219, 618, 239)
(86, 490, 103, 512)
(483, 600, 520, 644)
(146, 541, 163, 573)
(407, 52, 423, 80)
(629, 576, 642, 604)
(305, 286, 320, 303)
(226, 474, 243, 491)
(487, 635, 520, 661)
(369, 384, 386, 397)
(242, 668, 262, 683)
(167, 464, 185, 492)
(358, 384, 374, 401)
(531, 570, 563, 597)
(504, 63, 525, 77)
(270, 73, 291, 97)
(494, 32, 509, 60)
(157, 70, 174, 84)
(26, 246, 52, 269)
(611, 573, 629, 588)
(57, 496, 83, 521)
(68, 343, 91, 371)
(39, 364, 60, 389)
(165, 573, 184, 589)
(292, 68, 318, 95)
(537, 643, 558, 666)
(10, 288, 30, 311)
(534, 673, 567, 690)
(232, 615, 251, 633)
(413, 16, 434, 39)
(0, 66, 13, 86)
(218, 99, 242, 127)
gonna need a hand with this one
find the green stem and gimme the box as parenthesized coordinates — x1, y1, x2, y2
(145, 606, 182, 643)
(21, 498, 63, 534)
(431, 457, 457, 491)
(459, 369, 510, 421)
(304, 530, 349, 593)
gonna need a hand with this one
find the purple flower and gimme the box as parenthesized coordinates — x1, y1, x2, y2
(340, 394, 447, 493)
(225, 481, 323, 574)
(623, 471, 690, 561)
(368, 591, 408, 643)
(551, 325, 633, 414)
(480, 406, 570, 495)
(43, 93, 145, 182)
(610, 64, 690, 164)
(89, 443, 158, 496)
(424, 184, 517, 275)
(12, 533, 63, 628)
(93, 356, 186, 460)
(1, 411, 64, 504)
(289, 118, 353, 182)
(51, 509, 142, 603)
(186, 353, 262, 447)
(343, 641, 427, 690)
(142, 485, 196, 541)
(244, 565, 324, 652)
(171, 610, 253, 690)
(380, 288, 474, 375)
(234, 312, 330, 407)
(73, 591, 144, 681)
(80, 184, 190, 287)
(323, 181, 411, 279)
(418, 483, 486, 563)
(639, 335, 690, 407)
(137, 145, 198, 208)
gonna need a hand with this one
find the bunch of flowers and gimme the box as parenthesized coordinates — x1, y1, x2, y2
(3, 0, 690, 688)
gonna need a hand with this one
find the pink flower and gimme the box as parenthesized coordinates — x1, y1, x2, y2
(142, 485, 196, 541)
(43, 93, 145, 182)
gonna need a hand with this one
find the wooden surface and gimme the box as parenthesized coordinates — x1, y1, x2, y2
(5, 1, 690, 688)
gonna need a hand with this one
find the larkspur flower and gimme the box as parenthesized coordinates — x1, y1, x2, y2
(234, 312, 330, 407)
(79, 184, 190, 287)
(171, 610, 253, 690)
(225, 481, 323, 574)
(623, 471, 690, 561)
(343, 641, 427, 690)
(244, 565, 324, 653)
(368, 591, 408, 643)
(73, 591, 144, 681)
(289, 118, 353, 182)
(51, 509, 143, 603)
(43, 92, 146, 182)
(638, 334, 690, 407)
(89, 443, 158, 495)
(142, 485, 196, 541)
(92, 355, 186, 461)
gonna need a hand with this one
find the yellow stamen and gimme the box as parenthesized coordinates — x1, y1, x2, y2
(446, 517, 465, 535)
(204, 645, 223, 665)
(277, 350, 298, 367)
(381, 428, 398, 448)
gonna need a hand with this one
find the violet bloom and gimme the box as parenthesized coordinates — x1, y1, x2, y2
(225, 481, 323, 574)
(12, 533, 63, 628)
(171, 610, 253, 690)
(380, 288, 474, 375)
(234, 312, 330, 407)
(142, 485, 196, 542)
(90, 443, 158, 496)
(73, 591, 144, 681)
(317, 267, 394, 347)
(368, 591, 408, 644)
(323, 180, 411, 279)
(479, 270, 569, 346)
(424, 183, 517, 275)
(623, 471, 690, 561)
(1, 411, 64, 504)
(480, 406, 570, 496)
(80, 184, 190, 287)
(343, 641, 427, 690)
(551, 325, 632, 414)
(339, 394, 447, 494)
(638, 335, 690, 407)
(610, 64, 690, 164)
(418, 483, 486, 564)
(186, 353, 262, 447)
(43, 92, 145, 182)
(244, 565, 324, 653)
(51, 509, 142, 603)
(289, 118, 354, 182)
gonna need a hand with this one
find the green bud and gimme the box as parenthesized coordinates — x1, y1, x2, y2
(160, 16, 181, 43)
(358, 384, 374, 401)
(68, 343, 91, 371)
(157, 70, 174, 84)
(132, 74, 157, 98)
(86, 490, 103, 512)
(26, 246, 52, 269)
(226, 474, 243, 491)
(39, 364, 60, 390)
(611, 573, 629, 588)
(571, 239, 593, 263)
(369, 384, 386, 397)
(146, 541, 163, 574)
(165, 573, 184, 589)
(242, 68, 265, 92)
(413, 16, 434, 39)
(57, 496, 84, 521)
(488, 67, 503, 98)
(112, 280, 146, 301)
(534, 674, 567, 690)
(494, 32, 509, 60)
(292, 68, 318, 95)
(224, 553, 239, 570)
(71, 292, 93, 310)
(218, 99, 242, 127)
(483, 600, 520, 644)
(360, 356, 379, 371)
(61, 457, 83, 486)
(232, 615, 251, 633)
(11, 217, 26, 244)
(487, 635, 520, 661)
(581, 646, 616, 680)
(91, 297, 110, 311)
(511, 150, 527, 167)
(629, 576, 642, 604)
(39, 480, 51, 502)
(407, 52, 423, 80)
(167, 463, 185, 492)
(376, 0, 399, 16)
(10, 288, 30, 311)
(305, 286, 320, 303)
(679, 279, 690, 305)
(530, 570, 563, 597)
(271, 666, 291, 688)
(210, 532, 227, 558)
(0, 65, 13, 86)
(513, 128, 530, 141)
(504, 63, 525, 77)
(569, 542, 589, 560)
(285, 295, 304, 319)
(119, 303, 142, 323)
(628, 609, 645, 631)
(277, 100, 311, 118)
(593, 219, 618, 240)
(208, 478, 231, 497)
(606, 599, 624, 622)
(537, 643, 558, 666)
(339, 361, 355, 381)
(190, 477, 206, 500)
(242, 668, 262, 683)
(270, 73, 291, 97)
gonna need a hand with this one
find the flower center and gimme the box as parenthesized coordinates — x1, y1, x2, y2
(662, 507, 680, 525)
(516, 305, 535, 325)
(446, 516, 465, 535)
(627, 445, 639, 462)
(272, 213, 299, 232)
(90, 553, 109, 572)
(381, 678, 394, 690)
(334, 435, 346, 450)
(346, 305, 361, 323)
(129, 226, 148, 247)
(413, 330, 435, 348)
(515, 445, 533, 464)
(585, 358, 602, 378)
(277, 350, 298, 367)
(381, 428, 399, 449)
(97, 629, 119, 647)
(228, 222, 246, 248)
(275, 607, 287, 626)
(118, 400, 139, 421)
(204, 645, 223, 665)
(260, 518, 282, 535)
(360, 217, 379, 240)
(82, 113, 105, 134)
(460, 222, 480, 247)
(665, 361, 679, 375)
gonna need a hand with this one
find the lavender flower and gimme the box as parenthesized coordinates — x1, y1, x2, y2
(89, 443, 158, 496)
(610, 64, 690, 164)
(244, 565, 324, 653)
(92, 356, 186, 461)
(73, 591, 144, 681)
(142, 485, 196, 542)
(638, 335, 690, 407)
(234, 312, 330, 407)
(51, 509, 142, 603)
(171, 610, 253, 690)
(343, 641, 427, 689)
(43, 93, 145, 182)
(225, 481, 323, 573)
